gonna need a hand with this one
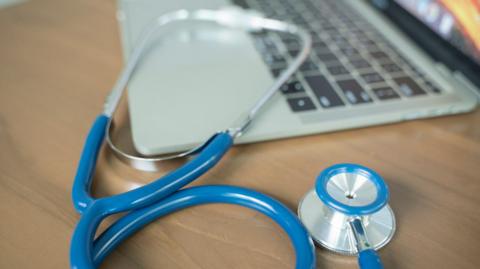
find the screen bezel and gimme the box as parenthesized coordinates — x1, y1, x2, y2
(369, 0, 480, 89)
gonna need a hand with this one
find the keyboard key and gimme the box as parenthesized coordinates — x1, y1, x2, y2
(336, 79, 372, 104)
(232, 0, 248, 8)
(287, 97, 316, 112)
(364, 44, 382, 52)
(431, 86, 442, 93)
(305, 75, 345, 108)
(358, 38, 377, 46)
(270, 67, 284, 77)
(372, 87, 400, 100)
(339, 47, 360, 57)
(381, 62, 402, 73)
(300, 60, 319, 72)
(369, 51, 390, 60)
(281, 80, 305, 94)
(283, 38, 301, 49)
(361, 72, 384, 84)
(425, 80, 442, 94)
(312, 40, 328, 50)
(349, 58, 371, 69)
(316, 52, 338, 62)
(313, 45, 333, 55)
(254, 35, 277, 52)
(288, 48, 300, 57)
(332, 36, 349, 46)
(293, 17, 308, 26)
(394, 77, 427, 96)
(335, 39, 353, 49)
(327, 64, 349, 76)
(263, 53, 287, 67)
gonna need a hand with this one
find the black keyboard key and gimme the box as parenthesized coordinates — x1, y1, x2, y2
(281, 80, 305, 94)
(394, 77, 427, 96)
(317, 52, 338, 62)
(431, 86, 442, 94)
(336, 39, 353, 49)
(339, 47, 360, 57)
(313, 45, 333, 55)
(361, 72, 384, 84)
(372, 87, 400, 100)
(287, 97, 316, 112)
(279, 34, 296, 43)
(369, 51, 390, 60)
(327, 64, 350, 76)
(232, 0, 248, 9)
(336, 79, 373, 104)
(332, 36, 349, 46)
(313, 40, 328, 50)
(364, 44, 382, 52)
(293, 17, 308, 26)
(288, 48, 300, 57)
(270, 68, 284, 77)
(349, 58, 371, 69)
(357, 38, 377, 48)
(263, 53, 287, 67)
(310, 34, 323, 43)
(254, 36, 277, 52)
(381, 62, 402, 73)
(283, 38, 301, 49)
(305, 75, 345, 108)
(300, 60, 319, 72)
(425, 80, 442, 94)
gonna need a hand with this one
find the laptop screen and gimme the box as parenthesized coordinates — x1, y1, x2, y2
(393, 0, 480, 65)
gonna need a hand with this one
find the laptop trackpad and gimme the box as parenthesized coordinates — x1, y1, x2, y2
(127, 20, 273, 155)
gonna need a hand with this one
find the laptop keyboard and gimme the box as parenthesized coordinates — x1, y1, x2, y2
(233, 0, 443, 112)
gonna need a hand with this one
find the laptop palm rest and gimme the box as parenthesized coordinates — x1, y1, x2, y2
(124, 13, 273, 155)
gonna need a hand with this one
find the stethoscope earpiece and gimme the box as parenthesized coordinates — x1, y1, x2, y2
(298, 163, 395, 268)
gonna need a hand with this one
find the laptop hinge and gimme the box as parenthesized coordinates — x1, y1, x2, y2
(453, 71, 480, 101)
(434, 62, 480, 101)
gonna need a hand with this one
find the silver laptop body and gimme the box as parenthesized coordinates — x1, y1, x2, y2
(116, 0, 477, 155)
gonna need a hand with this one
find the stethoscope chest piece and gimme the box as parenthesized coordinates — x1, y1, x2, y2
(298, 163, 396, 256)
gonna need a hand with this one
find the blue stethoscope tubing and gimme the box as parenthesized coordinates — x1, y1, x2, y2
(70, 114, 316, 268)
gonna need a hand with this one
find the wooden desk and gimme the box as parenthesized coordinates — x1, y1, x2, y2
(1, 1, 479, 268)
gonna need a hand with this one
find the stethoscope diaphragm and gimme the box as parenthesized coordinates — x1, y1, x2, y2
(298, 163, 396, 255)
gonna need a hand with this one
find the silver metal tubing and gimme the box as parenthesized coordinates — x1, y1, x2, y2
(103, 7, 312, 171)
(349, 218, 373, 252)
(106, 120, 226, 172)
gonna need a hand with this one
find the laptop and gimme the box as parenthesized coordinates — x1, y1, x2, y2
(116, 0, 479, 155)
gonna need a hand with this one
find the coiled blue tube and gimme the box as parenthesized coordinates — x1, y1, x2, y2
(70, 115, 316, 269)
(92, 185, 316, 268)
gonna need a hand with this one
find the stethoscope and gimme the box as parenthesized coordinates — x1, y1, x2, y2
(70, 7, 395, 269)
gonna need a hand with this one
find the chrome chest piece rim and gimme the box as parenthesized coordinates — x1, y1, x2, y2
(298, 163, 396, 255)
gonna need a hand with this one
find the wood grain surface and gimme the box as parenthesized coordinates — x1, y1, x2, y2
(0, 1, 479, 268)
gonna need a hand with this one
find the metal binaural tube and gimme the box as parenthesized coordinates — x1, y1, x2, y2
(102, 7, 312, 172)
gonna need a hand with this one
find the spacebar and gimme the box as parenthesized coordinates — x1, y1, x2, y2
(305, 75, 345, 108)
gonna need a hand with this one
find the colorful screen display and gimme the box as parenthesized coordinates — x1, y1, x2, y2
(395, 0, 480, 64)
